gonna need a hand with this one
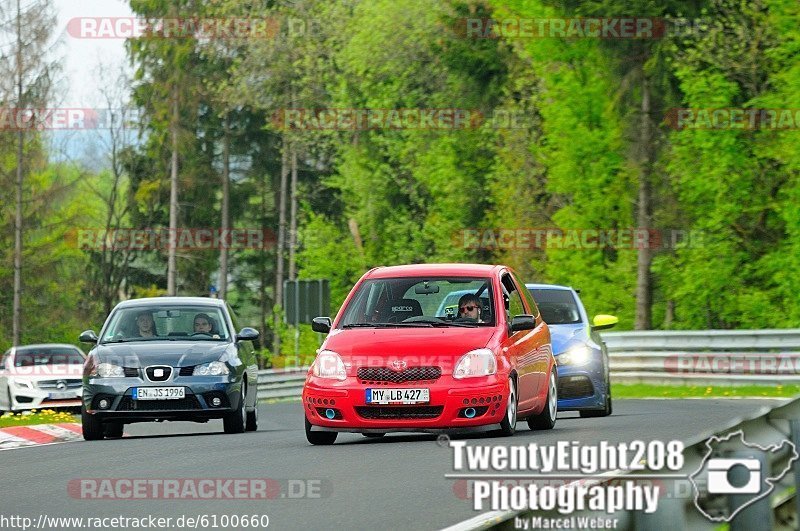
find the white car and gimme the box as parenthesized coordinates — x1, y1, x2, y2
(0, 344, 86, 412)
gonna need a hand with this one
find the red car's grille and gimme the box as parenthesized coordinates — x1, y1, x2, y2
(357, 366, 441, 384)
(355, 406, 443, 419)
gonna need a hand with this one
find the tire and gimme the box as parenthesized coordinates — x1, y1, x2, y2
(528, 369, 557, 430)
(246, 402, 258, 432)
(0, 385, 10, 413)
(305, 417, 337, 445)
(362, 433, 385, 438)
(497, 377, 518, 436)
(104, 422, 124, 439)
(223, 384, 246, 434)
(81, 405, 105, 441)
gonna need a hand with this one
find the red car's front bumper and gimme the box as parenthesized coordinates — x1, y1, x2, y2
(303, 374, 510, 432)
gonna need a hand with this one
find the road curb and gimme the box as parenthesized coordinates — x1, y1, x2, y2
(0, 423, 82, 450)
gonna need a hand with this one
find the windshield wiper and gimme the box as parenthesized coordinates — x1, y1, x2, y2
(410, 318, 479, 328)
(341, 322, 433, 329)
(101, 337, 179, 344)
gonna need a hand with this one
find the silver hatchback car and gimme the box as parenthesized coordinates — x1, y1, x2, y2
(79, 297, 260, 440)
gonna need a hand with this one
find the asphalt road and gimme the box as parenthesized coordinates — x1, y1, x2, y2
(0, 399, 782, 531)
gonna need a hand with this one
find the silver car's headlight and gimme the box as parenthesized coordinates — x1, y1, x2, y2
(453, 348, 497, 379)
(90, 363, 125, 378)
(558, 345, 592, 366)
(193, 361, 230, 376)
(10, 379, 33, 390)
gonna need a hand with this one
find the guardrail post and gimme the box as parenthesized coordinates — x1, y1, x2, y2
(632, 491, 686, 530)
(791, 419, 800, 523)
(728, 450, 772, 531)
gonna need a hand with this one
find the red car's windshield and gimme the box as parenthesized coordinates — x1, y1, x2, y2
(339, 276, 495, 327)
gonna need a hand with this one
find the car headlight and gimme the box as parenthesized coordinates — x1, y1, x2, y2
(312, 350, 347, 381)
(90, 363, 125, 378)
(558, 345, 592, 366)
(453, 348, 497, 379)
(10, 379, 33, 390)
(193, 361, 230, 376)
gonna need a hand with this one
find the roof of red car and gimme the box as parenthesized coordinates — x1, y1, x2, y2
(366, 263, 504, 279)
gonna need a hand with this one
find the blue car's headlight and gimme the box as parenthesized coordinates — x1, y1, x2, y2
(193, 361, 230, 376)
(558, 345, 592, 366)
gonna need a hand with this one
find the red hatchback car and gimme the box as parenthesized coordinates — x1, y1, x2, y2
(303, 263, 557, 444)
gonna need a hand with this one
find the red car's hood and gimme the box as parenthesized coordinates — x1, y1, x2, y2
(323, 326, 498, 366)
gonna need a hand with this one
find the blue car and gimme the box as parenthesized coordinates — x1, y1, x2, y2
(526, 284, 618, 417)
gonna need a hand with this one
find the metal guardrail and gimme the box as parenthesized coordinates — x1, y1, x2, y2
(257, 367, 308, 401)
(457, 394, 800, 530)
(254, 329, 800, 401)
(605, 329, 800, 386)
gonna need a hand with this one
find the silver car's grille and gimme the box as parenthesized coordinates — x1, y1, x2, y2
(145, 366, 172, 382)
(36, 379, 82, 390)
(117, 396, 201, 411)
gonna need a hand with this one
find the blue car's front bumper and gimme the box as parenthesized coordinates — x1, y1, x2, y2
(555, 356, 607, 411)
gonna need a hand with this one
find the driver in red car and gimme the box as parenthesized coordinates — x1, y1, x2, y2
(458, 294, 484, 323)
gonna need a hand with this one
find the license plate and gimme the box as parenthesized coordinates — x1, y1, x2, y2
(48, 391, 78, 399)
(365, 388, 429, 404)
(133, 387, 185, 400)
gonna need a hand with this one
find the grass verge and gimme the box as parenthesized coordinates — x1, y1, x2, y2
(0, 409, 79, 428)
(615, 383, 800, 399)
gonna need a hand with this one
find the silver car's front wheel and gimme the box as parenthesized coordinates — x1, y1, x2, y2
(223, 383, 246, 434)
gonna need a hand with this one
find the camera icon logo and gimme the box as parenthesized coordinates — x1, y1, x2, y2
(690, 430, 800, 522)
(706, 458, 761, 494)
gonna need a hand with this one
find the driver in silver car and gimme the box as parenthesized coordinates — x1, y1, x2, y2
(193, 313, 213, 334)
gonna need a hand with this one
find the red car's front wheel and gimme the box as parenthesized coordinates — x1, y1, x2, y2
(305, 417, 338, 445)
(497, 377, 517, 436)
(528, 370, 557, 430)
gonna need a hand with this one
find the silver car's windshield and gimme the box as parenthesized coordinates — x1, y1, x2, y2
(100, 306, 230, 343)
